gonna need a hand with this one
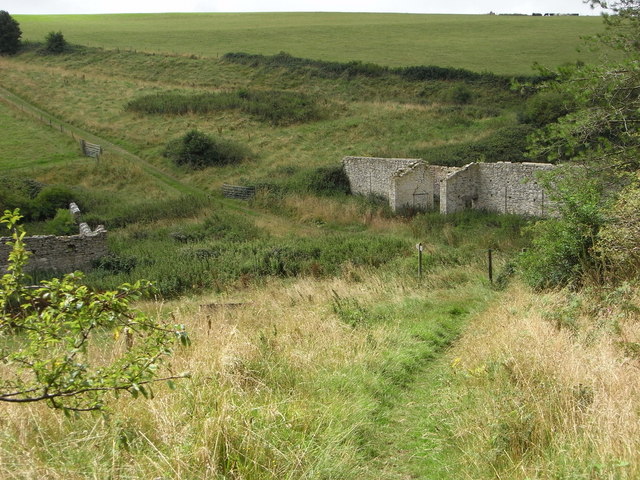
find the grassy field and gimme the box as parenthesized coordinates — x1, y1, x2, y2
(0, 101, 83, 171)
(15, 13, 607, 75)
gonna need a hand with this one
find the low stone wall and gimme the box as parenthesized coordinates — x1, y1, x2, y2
(441, 162, 556, 215)
(0, 203, 108, 274)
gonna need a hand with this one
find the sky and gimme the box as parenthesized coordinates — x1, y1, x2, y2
(3, 1, 606, 16)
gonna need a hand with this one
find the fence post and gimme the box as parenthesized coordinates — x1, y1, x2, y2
(417, 243, 423, 281)
(488, 248, 493, 283)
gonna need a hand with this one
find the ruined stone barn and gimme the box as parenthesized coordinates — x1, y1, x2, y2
(342, 156, 556, 216)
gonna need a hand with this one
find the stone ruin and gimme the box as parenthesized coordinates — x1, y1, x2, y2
(343, 156, 556, 216)
(0, 203, 107, 274)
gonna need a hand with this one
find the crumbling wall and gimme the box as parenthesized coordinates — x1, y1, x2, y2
(343, 156, 556, 216)
(343, 156, 422, 199)
(390, 163, 434, 211)
(440, 163, 479, 214)
(0, 203, 108, 274)
(441, 162, 555, 215)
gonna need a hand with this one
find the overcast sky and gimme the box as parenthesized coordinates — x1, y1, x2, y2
(4, 1, 605, 16)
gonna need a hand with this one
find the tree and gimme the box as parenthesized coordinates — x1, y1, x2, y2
(0, 10, 21, 55)
(44, 31, 68, 54)
(0, 209, 189, 412)
(519, 0, 640, 287)
(528, 0, 640, 174)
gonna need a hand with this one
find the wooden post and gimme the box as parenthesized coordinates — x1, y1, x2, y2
(417, 243, 423, 281)
(488, 248, 493, 283)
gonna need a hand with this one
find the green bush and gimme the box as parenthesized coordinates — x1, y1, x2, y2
(164, 130, 249, 169)
(222, 51, 549, 87)
(595, 183, 640, 282)
(0, 10, 21, 55)
(32, 185, 75, 221)
(44, 31, 67, 54)
(444, 84, 474, 104)
(304, 165, 351, 195)
(126, 89, 323, 126)
(0, 177, 45, 220)
(412, 125, 537, 166)
(518, 175, 605, 289)
(43, 208, 76, 235)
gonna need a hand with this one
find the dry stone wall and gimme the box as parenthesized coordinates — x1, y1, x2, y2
(344, 156, 556, 216)
(343, 156, 423, 199)
(0, 203, 108, 274)
(441, 162, 556, 215)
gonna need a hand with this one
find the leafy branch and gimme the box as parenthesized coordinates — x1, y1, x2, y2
(0, 209, 190, 413)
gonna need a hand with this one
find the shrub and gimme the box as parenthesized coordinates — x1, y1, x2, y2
(444, 84, 474, 104)
(412, 125, 537, 166)
(126, 89, 323, 125)
(164, 130, 249, 169)
(596, 183, 640, 282)
(93, 253, 138, 274)
(44, 31, 67, 54)
(43, 208, 76, 235)
(222, 52, 540, 87)
(32, 185, 75, 221)
(518, 175, 605, 289)
(305, 165, 351, 195)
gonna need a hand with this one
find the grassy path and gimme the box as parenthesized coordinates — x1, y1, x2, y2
(371, 361, 468, 479)
(353, 282, 495, 479)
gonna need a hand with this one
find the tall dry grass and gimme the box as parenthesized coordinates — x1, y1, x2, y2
(0, 269, 420, 479)
(446, 282, 640, 478)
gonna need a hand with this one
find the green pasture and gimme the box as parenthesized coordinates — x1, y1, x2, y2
(15, 13, 606, 75)
(0, 101, 83, 171)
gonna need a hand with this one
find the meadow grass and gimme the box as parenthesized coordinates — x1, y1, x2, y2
(14, 13, 607, 75)
(0, 100, 82, 171)
(0, 258, 496, 479)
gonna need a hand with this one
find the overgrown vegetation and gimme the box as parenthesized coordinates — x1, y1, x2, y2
(222, 51, 549, 86)
(43, 30, 67, 54)
(0, 10, 21, 55)
(127, 88, 324, 125)
(412, 124, 537, 166)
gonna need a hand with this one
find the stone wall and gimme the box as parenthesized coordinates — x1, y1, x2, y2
(343, 156, 556, 216)
(343, 156, 423, 199)
(390, 162, 433, 211)
(0, 203, 108, 274)
(344, 157, 462, 212)
(441, 162, 556, 215)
